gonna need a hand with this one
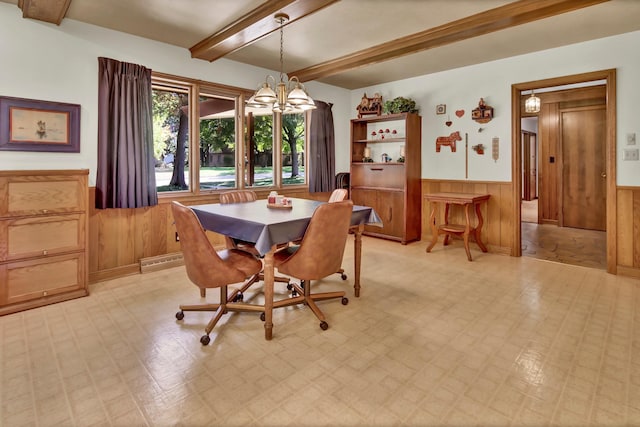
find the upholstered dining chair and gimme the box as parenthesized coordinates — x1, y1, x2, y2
(328, 188, 348, 203)
(219, 190, 259, 255)
(328, 188, 349, 280)
(171, 201, 264, 345)
(273, 200, 354, 330)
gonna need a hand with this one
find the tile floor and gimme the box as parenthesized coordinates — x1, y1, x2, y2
(1, 236, 639, 426)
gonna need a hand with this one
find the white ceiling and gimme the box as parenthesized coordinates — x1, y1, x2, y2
(4, 0, 640, 89)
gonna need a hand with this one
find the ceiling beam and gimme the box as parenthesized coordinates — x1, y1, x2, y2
(190, 0, 339, 62)
(290, 0, 610, 83)
(18, 0, 72, 25)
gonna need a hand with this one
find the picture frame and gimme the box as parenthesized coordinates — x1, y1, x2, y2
(0, 96, 80, 153)
(436, 104, 446, 115)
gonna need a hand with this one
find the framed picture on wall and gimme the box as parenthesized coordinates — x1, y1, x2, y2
(0, 96, 81, 152)
(436, 104, 446, 115)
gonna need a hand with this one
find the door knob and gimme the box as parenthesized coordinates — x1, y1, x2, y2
(601, 172, 606, 178)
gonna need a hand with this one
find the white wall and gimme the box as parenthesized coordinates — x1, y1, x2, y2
(2, 2, 639, 187)
(350, 31, 640, 186)
(0, 3, 351, 185)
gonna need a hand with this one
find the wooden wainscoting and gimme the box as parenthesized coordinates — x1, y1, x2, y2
(422, 180, 513, 255)
(617, 186, 640, 278)
(88, 187, 327, 283)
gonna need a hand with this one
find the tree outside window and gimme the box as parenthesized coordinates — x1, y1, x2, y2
(151, 74, 308, 194)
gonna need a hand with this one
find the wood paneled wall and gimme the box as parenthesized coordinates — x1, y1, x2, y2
(617, 187, 640, 278)
(422, 180, 513, 254)
(88, 182, 640, 283)
(88, 187, 327, 282)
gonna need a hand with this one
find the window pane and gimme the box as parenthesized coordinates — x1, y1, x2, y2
(152, 86, 190, 192)
(282, 111, 305, 185)
(198, 94, 237, 190)
(244, 111, 274, 187)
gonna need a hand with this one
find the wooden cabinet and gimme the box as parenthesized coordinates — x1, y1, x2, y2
(349, 113, 421, 244)
(0, 170, 89, 315)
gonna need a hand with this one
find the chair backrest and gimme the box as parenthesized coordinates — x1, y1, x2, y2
(220, 190, 258, 204)
(328, 188, 348, 203)
(277, 200, 353, 280)
(171, 201, 250, 288)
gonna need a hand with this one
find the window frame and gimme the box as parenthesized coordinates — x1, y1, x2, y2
(151, 71, 309, 199)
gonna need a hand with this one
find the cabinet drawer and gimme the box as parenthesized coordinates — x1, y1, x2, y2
(0, 252, 85, 305)
(351, 164, 404, 189)
(0, 214, 85, 262)
(0, 175, 86, 217)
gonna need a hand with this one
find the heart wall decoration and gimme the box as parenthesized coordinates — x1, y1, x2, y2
(455, 110, 465, 118)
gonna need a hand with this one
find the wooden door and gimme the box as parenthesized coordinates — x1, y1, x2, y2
(560, 106, 606, 231)
(522, 131, 537, 201)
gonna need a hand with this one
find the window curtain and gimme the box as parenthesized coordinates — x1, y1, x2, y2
(308, 100, 335, 192)
(96, 57, 157, 209)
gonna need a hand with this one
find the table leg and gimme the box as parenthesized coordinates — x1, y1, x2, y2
(353, 224, 363, 297)
(463, 204, 473, 261)
(426, 204, 439, 252)
(475, 202, 488, 252)
(443, 203, 452, 245)
(262, 246, 275, 340)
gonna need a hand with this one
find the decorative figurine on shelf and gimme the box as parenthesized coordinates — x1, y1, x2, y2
(471, 98, 494, 123)
(398, 145, 405, 163)
(357, 92, 383, 118)
(363, 146, 373, 162)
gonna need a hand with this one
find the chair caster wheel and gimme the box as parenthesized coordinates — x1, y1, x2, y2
(286, 284, 293, 290)
(200, 335, 210, 345)
(233, 293, 244, 302)
(341, 297, 349, 305)
(341, 274, 347, 280)
(320, 321, 329, 330)
(260, 313, 265, 321)
(175, 311, 184, 320)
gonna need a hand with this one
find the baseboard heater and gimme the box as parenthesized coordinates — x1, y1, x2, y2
(139, 252, 184, 273)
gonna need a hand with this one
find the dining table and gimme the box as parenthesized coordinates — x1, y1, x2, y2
(190, 197, 381, 340)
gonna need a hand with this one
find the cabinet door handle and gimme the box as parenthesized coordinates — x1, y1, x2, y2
(42, 209, 49, 214)
(370, 168, 384, 171)
(43, 250, 48, 255)
(388, 206, 392, 221)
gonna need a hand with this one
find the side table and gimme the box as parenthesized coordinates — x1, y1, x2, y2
(424, 192, 491, 261)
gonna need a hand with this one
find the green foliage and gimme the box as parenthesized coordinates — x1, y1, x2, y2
(383, 96, 419, 114)
(152, 90, 183, 159)
(253, 115, 273, 151)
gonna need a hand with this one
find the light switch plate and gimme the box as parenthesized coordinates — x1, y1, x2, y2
(627, 133, 636, 145)
(623, 148, 639, 161)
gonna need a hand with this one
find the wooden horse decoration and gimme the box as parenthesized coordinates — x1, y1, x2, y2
(436, 131, 462, 152)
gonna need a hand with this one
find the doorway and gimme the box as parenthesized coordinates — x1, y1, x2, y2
(512, 70, 617, 273)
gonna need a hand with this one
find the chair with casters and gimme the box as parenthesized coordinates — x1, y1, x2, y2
(328, 188, 348, 203)
(219, 190, 259, 256)
(328, 188, 349, 280)
(273, 200, 354, 331)
(285, 188, 349, 280)
(171, 201, 264, 345)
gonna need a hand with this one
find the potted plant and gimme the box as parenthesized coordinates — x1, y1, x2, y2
(383, 96, 419, 114)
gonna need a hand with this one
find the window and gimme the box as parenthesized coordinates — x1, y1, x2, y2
(281, 111, 306, 185)
(151, 73, 308, 195)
